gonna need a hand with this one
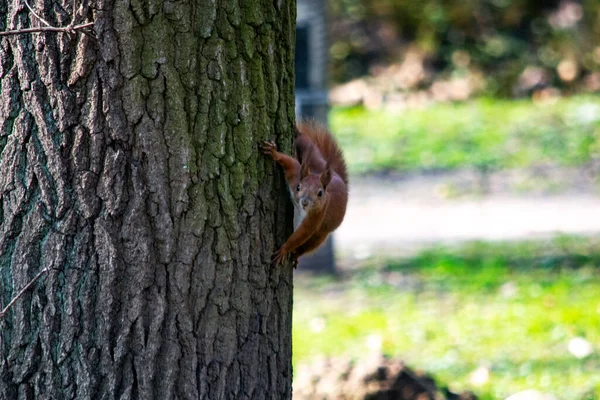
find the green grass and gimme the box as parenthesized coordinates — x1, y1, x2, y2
(293, 236, 600, 399)
(330, 96, 600, 174)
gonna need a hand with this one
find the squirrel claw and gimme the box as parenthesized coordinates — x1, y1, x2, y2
(271, 247, 287, 266)
(262, 140, 277, 156)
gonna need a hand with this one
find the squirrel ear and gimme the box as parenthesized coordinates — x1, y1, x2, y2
(301, 162, 310, 179)
(320, 167, 332, 189)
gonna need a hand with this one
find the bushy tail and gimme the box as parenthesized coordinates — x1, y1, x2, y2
(295, 121, 349, 187)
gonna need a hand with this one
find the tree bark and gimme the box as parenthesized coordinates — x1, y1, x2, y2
(0, 0, 296, 399)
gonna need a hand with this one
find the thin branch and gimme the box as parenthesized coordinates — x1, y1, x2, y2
(0, 267, 50, 318)
(0, 22, 93, 37)
(23, 0, 52, 27)
(79, 27, 99, 42)
(1, 0, 94, 39)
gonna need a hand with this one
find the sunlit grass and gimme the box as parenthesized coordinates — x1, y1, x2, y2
(293, 236, 600, 399)
(330, 96, 600, 174)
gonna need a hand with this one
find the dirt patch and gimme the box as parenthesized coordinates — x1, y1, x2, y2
(294, 355, 477, 400)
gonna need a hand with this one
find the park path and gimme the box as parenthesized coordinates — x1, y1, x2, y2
(335, 167, 600, 257)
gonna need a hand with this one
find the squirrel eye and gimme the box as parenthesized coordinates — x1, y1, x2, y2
(296, 185, 300, 191)
(317, 189, 323, 197)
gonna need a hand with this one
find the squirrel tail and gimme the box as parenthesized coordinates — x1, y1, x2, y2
(295, 121, 349, 187)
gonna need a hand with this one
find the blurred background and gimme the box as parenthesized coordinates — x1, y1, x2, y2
(292, 1, 600, 399)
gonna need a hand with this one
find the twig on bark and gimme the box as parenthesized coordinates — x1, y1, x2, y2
(23, 0, 52, 27)
(0, 22, 94, 37)
(0, 267, 50, 318)
(0, 0, 94, 38)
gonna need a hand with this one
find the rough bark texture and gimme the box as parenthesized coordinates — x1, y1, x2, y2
(0, 0, 296, 399)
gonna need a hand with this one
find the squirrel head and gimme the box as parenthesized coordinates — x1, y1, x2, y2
(294, 162, 332, 212)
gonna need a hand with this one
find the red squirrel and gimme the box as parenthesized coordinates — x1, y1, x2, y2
(263, 122, 349, 265)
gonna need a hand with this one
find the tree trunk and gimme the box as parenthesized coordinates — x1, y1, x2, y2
(0, 0, 296, 399)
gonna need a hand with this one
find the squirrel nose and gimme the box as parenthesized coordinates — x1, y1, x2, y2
(301, 199, 309, 207)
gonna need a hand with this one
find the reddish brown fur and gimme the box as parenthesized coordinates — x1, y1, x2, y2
(295, 121, 349, 187)
(262, 123, 349, 266)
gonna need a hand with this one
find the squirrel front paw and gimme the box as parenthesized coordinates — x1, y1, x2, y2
(262, 140, 278, 157)
(271, 245, 288, 266)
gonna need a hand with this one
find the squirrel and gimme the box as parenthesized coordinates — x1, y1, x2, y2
(262, 122, 349, 265)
